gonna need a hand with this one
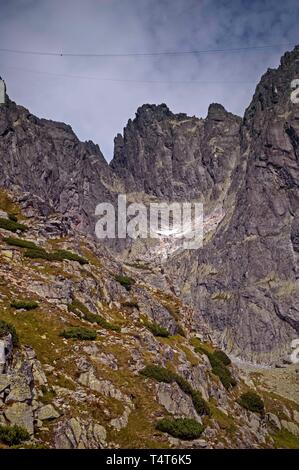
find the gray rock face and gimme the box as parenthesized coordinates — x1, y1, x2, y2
(54, 417, 107, 449)
(156, 382, 202, 422)
(0, 334, 13, 373)
(110, 103, 241, 203)
(0, 97, 121, 233)
(169, 46, 299, 363)
(1, 45, 299, 365)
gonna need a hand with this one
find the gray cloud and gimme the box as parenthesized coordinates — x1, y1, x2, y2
(0, 0, 298, 160)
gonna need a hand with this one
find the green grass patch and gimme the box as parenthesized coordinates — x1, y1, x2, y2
(238, 391, 265, 414)
(156, 418, 204, 440)
(0, 217, 27, 233)
(0, 424, 30, 446)
(272, 428, 299, 449)
(60, 326, 97, 341)
(0, 319, 19, 346)
(11, 300, 39, 310)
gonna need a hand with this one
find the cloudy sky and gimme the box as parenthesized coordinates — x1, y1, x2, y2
(0, 0, 298, 160)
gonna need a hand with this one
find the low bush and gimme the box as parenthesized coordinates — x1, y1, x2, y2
(0, 320, 19, 346)
(140, 365, 175, 383)
(24, 247, 52, 260)
(11, 300, 39, 310)
(68, 299, 120, 332)
(122, 300, 139, 309)
(24, 247, 88, 265)
(0, 424, 30, 446)
(3, 236, 40, 250)
(51, 249, 89, 265)
(213, 350, 231, 366)
(145, 321, 170, 337)
(7, 213, 18, 222)
(174, 375, 194, 395)
(140, 365, 210, 416)
(40, 385, 56, 404)
(0, 217, 27, 233)
(60, 326, 97, 340)
(115, 274, 135, 291)
(95, 316, 121, 332)
(208, 354, 236, 389)
(190, 390, 211, 416)
(238, 391, 265, 414)
(156, 418, 204, 440)
(195, 346, 236, 389)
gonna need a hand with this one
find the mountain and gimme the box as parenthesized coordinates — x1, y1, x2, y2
(0, 97, 122, 233)
(167, 46, 299, 364)
(111, 45, 299, 364)
(0, 46, 299, 449)
(110, 102, 241, 206)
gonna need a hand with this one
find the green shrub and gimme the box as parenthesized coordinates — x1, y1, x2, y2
(24, 247, 88, 265)
(8, 213, 18, 222)
(3, 236, 40, 250)
(115, 274, 135, 291)
(0, 424, 30, 446)
(0, 217, 27, 233)
(174, 375, 194, 395)
(68, 299, 120, 332)
(51, 249, 88, 265)
(95, 316, 121, 332)
(24, 247, 52, 260)
(40, 385, 56, 404)
(140, 365, 175, 383)
(0, 320, 19, 346)
(194, 344, 210, 355)
(156, 418, 204, 440)
(175, 324, 186, 337)
(60, 326, 97, 340)
(11, 300, 39, 310)
(238, 391, 265, 414)
(195, 347, 236, 389)
(122, 300, 139, 309)
(208, 354, 236, 389)
(140, 365, 210, 416)
(190, 390, 211, 416)
(145, 321, 170, 337)
(213, 350, 231, 366)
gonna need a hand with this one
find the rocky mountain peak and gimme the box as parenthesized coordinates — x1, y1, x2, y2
(207, 103, 229, 121)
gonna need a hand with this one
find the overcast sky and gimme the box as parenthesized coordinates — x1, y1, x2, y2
(0, 0, 298, 160)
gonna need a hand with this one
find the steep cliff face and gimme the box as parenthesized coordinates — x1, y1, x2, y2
(110, 102, 241, 206)
(169, 46, 299, 363)
(0, 97, 121, 233)
(1, 47, 299, 365)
